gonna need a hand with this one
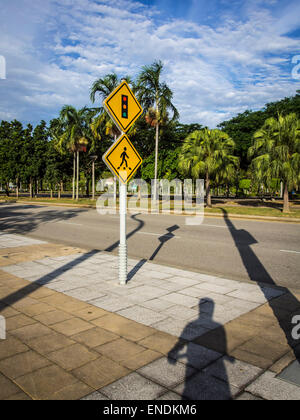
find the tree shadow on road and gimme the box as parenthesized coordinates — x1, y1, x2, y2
(221, 209, 300, 363)
(0, 203, 87, 235)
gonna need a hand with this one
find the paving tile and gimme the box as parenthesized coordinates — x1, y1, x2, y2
(48, 343, 98, 371)
(71, 327, 118, 348)
(230, 349, 273, 370)
(15, 365, 78, 400)
(92, 313, 133, 334)
(235, 392, 263, 400)
(138, 270, 173, 280)
(118, 306, 168, 326)
(100, 372, 166, 400)
(90, 296, 134, 312)
(203, 356, 262, 389)
(0, 304, 19, 318)
(5, 392, 32, 400)
(141, 298, 176, 312)
(168, 341, 222, 370)
(174, 371, 239, 400)
(6, 314, 36, 331)
(194, 324, 252, 354)
(81, 391, 109, 400)
(33, 310, 74, 326)
(138, 356, 195, 388)
(162, 305, 199, 321)
(167, 277, 200, 287)
(0, 336, 29, 360)
(72, 306, 108, 321)
(0, 350, 51, 379)
(65, 287, 107, 302)
(0, 372, 23, 399)
(227, 290, 267, 304)
(51, 318, 94, 336)
(196, 282, 238, 295)
(246, 371, 300, 400)
(10, 323, 52, 342)
(47, 381, 93, 400)
(237, 336, 289, 362)
(72, 356, 129, 389)
(21, 303, 55, 317)
(122, 349, 161, 370)
(162, 293, 199, 308)
(139, 331, 183, 355)
(27, 332, 75, 355)
(95, 338, 146, 363)
(153, 318, 208, 341)
(156, 391, 184, 400)
(270, 351, 296, 374)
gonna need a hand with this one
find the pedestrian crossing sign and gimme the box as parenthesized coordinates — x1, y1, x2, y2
(103, 81, 143, 133)
(103, 134, 143, 184)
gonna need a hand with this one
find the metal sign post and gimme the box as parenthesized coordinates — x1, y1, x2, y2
(119, 175, 127, 285)
(102, 81, 143, 286)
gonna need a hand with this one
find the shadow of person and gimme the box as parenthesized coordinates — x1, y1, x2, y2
(149, 224, 180, 261)
(167, 298, 234, 400)
(221, 209, 300, 363)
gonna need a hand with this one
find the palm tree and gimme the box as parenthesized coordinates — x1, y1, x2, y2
(179, 128, 239, 207)
(248, 113, 300, 213)
(58, 106, 92, 200)
(136, 61, 179, 199)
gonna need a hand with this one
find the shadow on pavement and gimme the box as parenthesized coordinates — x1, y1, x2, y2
(221, 209, 300, 362)
(167, 298, 234, 400)
(0, 250, 99, 312)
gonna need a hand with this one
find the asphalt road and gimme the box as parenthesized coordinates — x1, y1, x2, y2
(0, 202, 299, 290)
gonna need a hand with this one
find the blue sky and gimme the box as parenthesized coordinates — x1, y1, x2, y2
(0, 0, 299, 128)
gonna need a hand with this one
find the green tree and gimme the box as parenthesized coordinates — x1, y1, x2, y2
(179, 128, 239, 207)
(58, 106, 92, 200)
(136, 61, 179, 197)
(248, 113, 300, 213)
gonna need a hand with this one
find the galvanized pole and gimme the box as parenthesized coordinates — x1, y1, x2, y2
(119, 178, 127, 285)
(92, 160, 95, 201)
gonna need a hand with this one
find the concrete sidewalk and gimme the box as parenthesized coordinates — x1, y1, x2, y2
(0, 233, 300, 400)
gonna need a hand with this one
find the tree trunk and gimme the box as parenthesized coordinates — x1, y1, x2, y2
(5, 182, 9, 197)
(76, 151, 79, 200)
(60, 180, 64, 193)
(206, 172, 211, 207)
(50, 189, 53, 199)
(16, 178, 19, 199)
(154, 122, 159, 201)
(283, 182, 289, 213)
(29, 178, 33, 199)
(72, 152, 76, 200)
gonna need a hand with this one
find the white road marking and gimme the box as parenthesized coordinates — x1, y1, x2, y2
(201, 224, 228, 229)
(57, 222, 83, 226)
(137, 232, 181, 238)
(280, 249, 300, 254)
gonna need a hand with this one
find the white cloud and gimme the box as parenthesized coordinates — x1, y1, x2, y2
(0, 0, 299, 127)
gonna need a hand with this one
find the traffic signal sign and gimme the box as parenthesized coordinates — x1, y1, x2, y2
(103, 81, 143, 133)
(122, 95, 128, 119)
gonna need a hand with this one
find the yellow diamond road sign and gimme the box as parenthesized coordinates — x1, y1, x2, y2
(103, 134, 142, 184)
(103, 81, 143, 133)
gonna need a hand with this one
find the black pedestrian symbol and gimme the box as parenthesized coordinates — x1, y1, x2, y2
(118, 147, 131, 170)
